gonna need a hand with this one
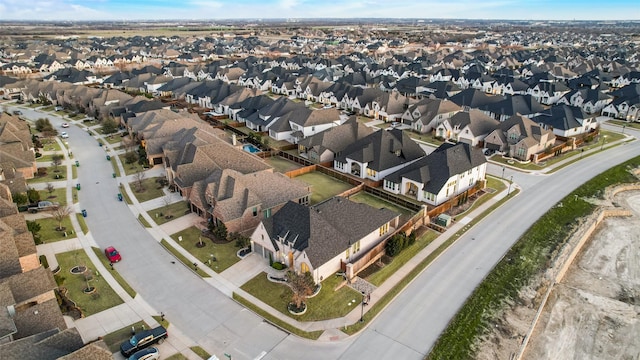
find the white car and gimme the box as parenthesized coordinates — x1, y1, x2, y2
(61, 122, 69, 128)
(60, 132, 69, 139)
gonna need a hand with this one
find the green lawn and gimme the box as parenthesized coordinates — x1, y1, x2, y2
(138, 214, 152, 228)
(349, 192, 416, 223)
(102, 321, 147, 353)
(190, 346, 211, 359)
(40, 139, 62, 152)
(119, 154, 146, 175)
(365, 230, 438, 286)
(241, 270, 361, 321)
(38, 187, 68, 207)
(54, 249, 124, 317)
(28, 166, 67, 184)
(36, 152, 64, 163)
(148, 201, 189, 225)
(607, 119, 640, 130)
(295, 172, 353, 204)
(111, 157, 120, 177)
(130, 177, 166, 203)
(76, 213, 88, 234)
(264, 156, 303, 173)
(34, 216, 74, 243)
(104, 134, 123, 144)
(406, 131, 447, 147)
(170, 226, 240, 273)
(72, 164, 77, 180)
(160, 239, 211, 278)
(90, 247, 137, 298)
(119, 184, 132, 204)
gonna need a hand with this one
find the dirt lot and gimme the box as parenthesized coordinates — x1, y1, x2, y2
(522, 192, 640, 360)
(475, 191, 640, 360)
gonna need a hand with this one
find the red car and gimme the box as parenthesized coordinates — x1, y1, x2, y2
(105, 246, 121, 263)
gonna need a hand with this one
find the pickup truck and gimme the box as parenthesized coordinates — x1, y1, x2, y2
(28, 201, 60, 213)
(120, 325, 167, 357)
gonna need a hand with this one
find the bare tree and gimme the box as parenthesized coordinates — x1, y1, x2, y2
(133, 168, 146, 192)
(287, 270, 315, 310)
(45, 182, 55, 196)
(49, 205, 72, 231)
(51, 153, 63, 170)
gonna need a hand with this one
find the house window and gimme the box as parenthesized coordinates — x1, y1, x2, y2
(366, 168, 377, 177)
(379, 223, 389, 236)
(252, 207, 258, 216)
(517, 147, 526, 158)
(263, 208, 271, 218)
(346, 248, 350, 259)
(509, 132, 518, 141)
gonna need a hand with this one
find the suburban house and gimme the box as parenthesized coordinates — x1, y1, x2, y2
(434, 109, 500, 146)
(532, 104, 599, 137)
(297, 116, 375, 163)
(0, 113, 36, 182)
(162, 132, 272, 199)
(244, 96, 306, 133)
(400, 98, 462, 134)
(250, 197, 400, 283)
(557, 88, 613, 114)
(526, 81, 570, 105)
(383, 142, 487, 206)
(484, 114, 556, 161)
(267, 107, 343, 144)
(477, 94, 545, 121)
(333, 128, 426, 181)
(0, 184, 110, 358)
(188, 168, 311, 234)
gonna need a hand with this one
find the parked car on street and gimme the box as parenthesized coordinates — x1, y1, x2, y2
(61, 122, 69, 128)
(120, 326, 167, 357)
(128, 347, 159, 360)
(104, 246, 121, 263)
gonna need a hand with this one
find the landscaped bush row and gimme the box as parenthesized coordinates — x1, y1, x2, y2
(427, 155, 640, 360)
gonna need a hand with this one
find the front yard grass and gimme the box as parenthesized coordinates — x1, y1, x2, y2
(102, 321, 147, 353)
(111, 157, 120, 177)
(165, 354, 188, 360)
(27, 166, 67, 184)
(38, 187, 68, 207)
(54, 249, 124, 317)
(91, 247, 137, 298)
(241, 270, 361, 321)
(138, 214, 152, 228)
(170, 226, 239, 273)
(160, 239, 211, 278)
(406, 131, 447, 147)
(130, 177, 166, 203)
(34, 216, 74, 243)
(40, 138, 62, 152)
(264, 156, 304, 173)
(118, 154, 146, 175)
(148, 201, 189, 225)
(295, 172, 353, 204)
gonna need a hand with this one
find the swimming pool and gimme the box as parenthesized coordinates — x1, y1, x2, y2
(243, 144, 261, 153)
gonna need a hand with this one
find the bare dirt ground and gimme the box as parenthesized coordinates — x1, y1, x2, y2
(475, 191, 640, 360)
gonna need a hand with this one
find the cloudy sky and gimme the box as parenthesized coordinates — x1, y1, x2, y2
(0, 0, 637, 21)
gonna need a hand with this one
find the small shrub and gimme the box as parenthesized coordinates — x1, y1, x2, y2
(272, 262, 286, 270)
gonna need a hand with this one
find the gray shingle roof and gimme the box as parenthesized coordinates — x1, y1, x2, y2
(264, 197, 399, 267)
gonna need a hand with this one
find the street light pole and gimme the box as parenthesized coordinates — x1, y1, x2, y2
(360, 291, 365, 323)
(501, 166, 505, 179)
(508, 175, 513, 196)
(601, 135, 607, 151)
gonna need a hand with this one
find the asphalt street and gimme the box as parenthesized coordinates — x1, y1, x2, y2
(13, 105, 638, 359)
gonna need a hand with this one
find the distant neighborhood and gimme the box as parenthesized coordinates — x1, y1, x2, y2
(0, 20, 638, 358)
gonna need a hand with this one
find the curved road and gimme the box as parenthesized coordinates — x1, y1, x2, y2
(15, 106, 638, 359)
